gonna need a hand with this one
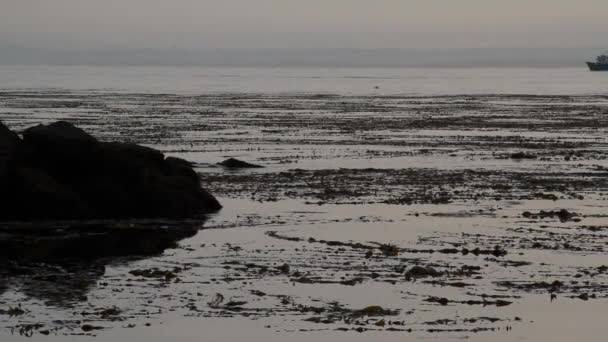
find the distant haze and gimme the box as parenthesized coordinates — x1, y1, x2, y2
(1, 0, 607, 66)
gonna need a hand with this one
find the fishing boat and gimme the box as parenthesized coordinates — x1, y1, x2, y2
(587, 54, 608, 71)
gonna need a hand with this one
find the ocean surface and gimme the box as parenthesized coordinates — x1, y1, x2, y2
(0, 65, 606, 95)
(1, 65, 608, 342)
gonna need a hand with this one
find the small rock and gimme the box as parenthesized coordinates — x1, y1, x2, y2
(81, 324, 104, 332)
(510, 152, 537, 159)
(405, 265, 442, 279)
(218, 157, 263, 168)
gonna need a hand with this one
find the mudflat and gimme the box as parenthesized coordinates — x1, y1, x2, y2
(1, 91, 608, 341)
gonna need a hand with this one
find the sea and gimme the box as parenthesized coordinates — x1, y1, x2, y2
(0, 65, 606, 95)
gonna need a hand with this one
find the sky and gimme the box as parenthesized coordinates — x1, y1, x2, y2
(1, 0, 607, 50)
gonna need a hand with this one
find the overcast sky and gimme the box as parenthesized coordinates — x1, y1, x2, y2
(1, 0, 606, 50)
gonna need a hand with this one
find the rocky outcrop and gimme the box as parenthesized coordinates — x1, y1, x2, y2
(0, 121, 221, 220)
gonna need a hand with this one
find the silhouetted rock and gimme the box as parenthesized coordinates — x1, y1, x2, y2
(510, 152, 537, 159)
(23, 121, 97, 154)
(0, 121, 20, 187)
(520, 209, 578, 222)
(0, 121, 19, 156)
(405, 265, 442, 279)
(9, 166, 91, 219)
(219, 157, 263, 168)
(0, 121, 221, 220)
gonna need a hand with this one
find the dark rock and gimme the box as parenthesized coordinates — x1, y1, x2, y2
(165, 156, 199, 183)
(521, 209, 577, 222)
(510, 152, 537, 159)
(379, 243, 399, 256)
(405, 265, 442, 279)
(534, 192, 559, 201)
(7, 167, 91, 220)
(0, 121, 221, 221)
(425, 296, 449, 306)
(352, 305, 398, 317)
(250, 290, 266, 297)
(81, 324, 104, 332)
(557, 209, 574, 222)
(23, 121, 97, 149)
(0, 121, 20, 158)
(20, 121, 100, 175)
(218, 157, 263, 168)
(0, 122, 20, 182)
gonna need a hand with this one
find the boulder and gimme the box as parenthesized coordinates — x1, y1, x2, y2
(510, 152, 537, 159)
(21, 121, 99, 165)
(218, 157, 263, 168)
(166, 156, 199, 183)
(405, 265, 442, 279)
(0, 121, 20, 157)
(0, 121, 20, 179)
(23, 121, 97, 148)
(20, 121, 102, 181)
(6, 166, 91, 220)
(0, 121, 221, 221)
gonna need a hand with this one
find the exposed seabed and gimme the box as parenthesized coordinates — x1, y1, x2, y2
(2, 91, 608, 341)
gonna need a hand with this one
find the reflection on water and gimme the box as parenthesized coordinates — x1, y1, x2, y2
(0, 220, 203, 307)
(2, 261, 106, 307)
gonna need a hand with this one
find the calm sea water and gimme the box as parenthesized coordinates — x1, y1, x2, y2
(0, 65, 606, 95)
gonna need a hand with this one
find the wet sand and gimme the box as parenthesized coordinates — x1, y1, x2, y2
(1, 91, 608, 340)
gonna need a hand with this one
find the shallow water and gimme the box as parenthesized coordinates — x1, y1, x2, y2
(1, 66, 608, 341)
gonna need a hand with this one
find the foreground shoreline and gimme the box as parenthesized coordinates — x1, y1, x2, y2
(1, 91, 607, 341)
